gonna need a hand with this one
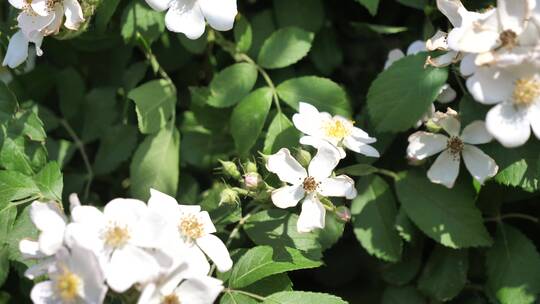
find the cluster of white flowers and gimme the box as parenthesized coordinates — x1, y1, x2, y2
(430, 0, 540, 148)
(3, 0, 85, 68)
(20, 191, 231, 304)
(266, 102, 379, 233)
(144, 0, 237, 40)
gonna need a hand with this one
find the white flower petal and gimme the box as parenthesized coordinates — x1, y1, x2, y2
(183, 246, 211, 276)
(343, 137, 380, 158)
(486, 103, 531, 147)
(528, 103, 540, 140)
(198, 0, 237, 31)
(30, 0, 51, 16)
(436, 0, 466, 27)
(38, 230, 64, 256)
(63, 0, 85, 30)
(64, 223, 103, 252)
(318, 175, 357, 199)
(271, 184, 305, 209)
(426, 30, 448, 51)
(29, 201, 65, 232)
(407, 131, 448, 160)
(297, 195, 325, 233)
(30, 281, 55, 304)
(196, 234, 232, 272)
(497, 0, 528, 34)
(307, 141, 341, 180)
(70, 205, 105, 225)
(17, 12, 55, 36)
(292, 102, 323, 136)
(145, 0, 171, 12)
(461, 120, 493, 144)
(266, 148, 307, 185)
(460, 53, 477, 76)
(427, 149, 460, 188)
(2, 31, 29, 68)
(406, 40, 426, 55)
(466, 67, 514, 105)
(19, 239, 43, 259)
(104, 198, 148, 226)
(436, 84, 457, 104)
(175, 276, 224, 304)
(69, 245, 108, 304)
(384, 49, 404, 70)
(447, 13, 499, 53)
(165, 1, 206, 39)
(197, 211, 216, 235)
(131, 209, 169, 249)
(350, 126, 377, 144)
(8, 0, 25, 9)
(434, 113, 461, 136)
(148, 188, 181, 225)
(106, 246, 160, 292)
(462, 145, 498, 184)
(24, 258, 54, 280)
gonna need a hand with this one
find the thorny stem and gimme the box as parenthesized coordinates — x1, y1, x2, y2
(60, 119, 93, 201)
(484, 213, 538, 224)
(213, 31, 282, 113)
(223, 289, 266, 301)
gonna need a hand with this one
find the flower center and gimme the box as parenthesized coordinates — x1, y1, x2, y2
(55, 269, 81, 302)
(447, 136, 464, 156)
(302, 176, 319, 192)
(103, 224, 131, 248)
(179, 215, 205, 240)
(162, 294, 181, 304)
(513, 77, 540, 107)
(499, 30, 518, 48)
(323, 118, 351, 140)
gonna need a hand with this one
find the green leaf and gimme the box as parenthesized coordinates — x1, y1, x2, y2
(276, 76, 351, 117)
(230, 87, 273, 155)
(95, 0, 121, 32)
(262, 291, 347, 304)
(243, 274, 293, 296)
(121, 0, 164, 44)
(56, 68, 85, 119)
(351, 176, 402, 262)
(317, 212, 345, 251)
(207, 63, 258, 108)
(310, 27, 343, 75)
(46, 139, 75, 168)
(418, 246, 468, 301)
(220, 292, 257, 304)
(382, 240, 424, 286)
(234, 15, 253, 53)
(229, 245, 321, 288)
(0, 171, 39, 204)
(486, 224, 540, 304)
(128, 79, 177, 134)
(350, 22, 408, 35)
(273, 0, 324, 32)
(7, 205, 37, 265)
(257, 27, 314, 69)
(382, 286, 426, 304)
(244, 209, 322, 259)
(0, 247, 9, 287)
(34, 162, 63, 202)
(130, 125, 180, 201)
(395, 170, 492, 248)
(93, 124, 138, 175)
(248, 9, 276, 58)
(263, 112, 300, 154)
(81, 88, 118, 143)
(0, 83, 17, 124)
(336, 164, 378, 176)
(395, 208, 418, 243)
(9, 110, 46, 142)
(355, 0, 380, 15)
(367, 53, 448, 133)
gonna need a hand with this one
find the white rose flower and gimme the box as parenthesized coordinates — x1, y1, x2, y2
(10, 0, 84, 36)
(266, 144, 357, 233)
(19, 239, 56, 280)
(466, 65, 540, 147)
(66, 199, 167, 293)
(147, 189, 233, 273)
(30, 245, 107, 304)
(292, 102, 379, 159)
(407, 113, 499, 188)
(144, 0, 237, 39)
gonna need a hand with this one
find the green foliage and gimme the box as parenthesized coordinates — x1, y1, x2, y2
(257, 27, 314, 69)
(208, 63, 258, 108)
(263, 291, 348, 304)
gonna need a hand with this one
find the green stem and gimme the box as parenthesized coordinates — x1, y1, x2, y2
(60, 119, 93, 200)
(135, 32, 176, 93)
(485, 213, 538, 224)
(224, 289, 266, 302)
(0, 195, 42, 213)
(376, 168, 400, 180)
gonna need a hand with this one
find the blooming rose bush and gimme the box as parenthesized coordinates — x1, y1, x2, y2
(0, 0, 539, 303)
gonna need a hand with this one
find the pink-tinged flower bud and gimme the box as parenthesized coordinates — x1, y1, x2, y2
(335, 206, 352, 223)
(244, 172, 260, 189)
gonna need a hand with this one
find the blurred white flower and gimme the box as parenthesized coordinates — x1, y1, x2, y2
(30, 245, 107, 304)
(28, 201, 67, 256)
(148, 189, 233, 273)
(292, 102, 379, 159)
(466, 65, 540, 147)
(66, 199, 167, 292)
(266, 144, 357, 233)
(2, 30, 43, 69)
(407, 112, 498, 188)
(137, 262, 223, 304)
(145, 0, 237, 39)
(10, 0, 84, 36)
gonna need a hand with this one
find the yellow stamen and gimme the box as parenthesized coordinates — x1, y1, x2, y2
(179, 215, 205, 240)
(103, 224, 130, 248)
(323, 119, 351, 140)
(162, 294, 181, 304)
(302, 176, 319, 192)
(513, 77, 540, 107)
(55, 269, 80, 301)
